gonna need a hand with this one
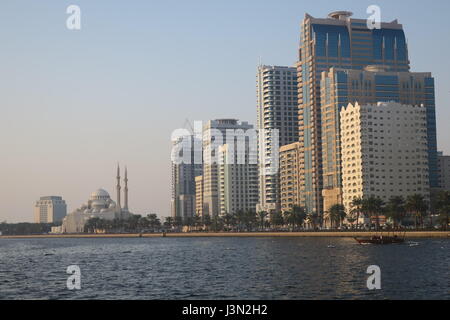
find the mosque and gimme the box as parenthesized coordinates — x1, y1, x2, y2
(61, 165, 134, 233)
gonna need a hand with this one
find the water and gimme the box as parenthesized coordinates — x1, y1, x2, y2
(0, 237, 448, 300)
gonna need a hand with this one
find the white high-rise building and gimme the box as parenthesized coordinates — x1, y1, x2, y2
(202, 119, 255, 217)
(34, 196, 67, 223)
(340, 102, 430, 211)
(256, 65, 299, 213)
(218, 143, 258, 216)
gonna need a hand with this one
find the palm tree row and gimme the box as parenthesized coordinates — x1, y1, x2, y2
(349, 194, 435, 230)
(83, 191, 450, 233)
(84, 213, 162, 233)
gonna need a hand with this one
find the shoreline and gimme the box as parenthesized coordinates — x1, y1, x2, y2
(0, 231, 449, 239)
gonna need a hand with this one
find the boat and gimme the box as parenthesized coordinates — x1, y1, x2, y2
(354, 233, 405, 245)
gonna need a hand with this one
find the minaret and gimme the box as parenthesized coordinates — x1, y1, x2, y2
(123, 166, 129, 211)
(116, 164, 122, 213)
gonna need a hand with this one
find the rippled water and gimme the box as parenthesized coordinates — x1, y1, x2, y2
(0, 237, 448, 300)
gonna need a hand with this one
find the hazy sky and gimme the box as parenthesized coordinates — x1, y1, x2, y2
(1, 0, 449, 222)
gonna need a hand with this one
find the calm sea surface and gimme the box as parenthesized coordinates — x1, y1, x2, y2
(0, 237, 448, 300)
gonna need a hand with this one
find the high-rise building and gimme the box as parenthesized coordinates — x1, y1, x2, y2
(296, 11, 438, 216)
(320, 66, 436, 211)
(171, 135, 203, 221)
(218, 143, 258, 216)
(256, 65, 299, 213)
(438, 152, 450, 191)
(340, 102, 430, 212)
(279, 142, 302, 212)
(202, 119, 255, 217)
(195, 175, 204, 217)
(34, 196, 67, 223)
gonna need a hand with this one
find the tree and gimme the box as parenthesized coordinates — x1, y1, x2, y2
(350, 197, 364, 230)
(385, 196, 406, 230)
(270, 212, 284, 229)
(146, 214, 161, 231)
(174, 216, 183, 228)
(221, 213, 235, 231)
(202, 214, 212, 231)
(306, 212, 320, 230)
(327, 204, 346, 229)
(257, 211, 268, 231)
(363, 196, 385, 230)
(284, 206, 306, 231)
(164, 216, 174, 229)
(406, 194, 428, 229)
(435, 191, 450, 230)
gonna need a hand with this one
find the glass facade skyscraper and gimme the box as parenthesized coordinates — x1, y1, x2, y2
(320, 67, 437, 212)
(296, 11, 436, 215)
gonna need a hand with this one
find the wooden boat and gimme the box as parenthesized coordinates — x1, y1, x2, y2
(354, 234, 405, 245)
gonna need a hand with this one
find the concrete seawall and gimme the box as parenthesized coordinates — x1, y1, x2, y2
(1, 231, 449, 239)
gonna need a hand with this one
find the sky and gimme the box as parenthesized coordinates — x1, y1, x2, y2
(1, 0, 449, 222)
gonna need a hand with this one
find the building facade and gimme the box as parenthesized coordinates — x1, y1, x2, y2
(438, 152, 450, 191)
(340, 102, 430, 212)
(256, 65, 299, 213)
(195, 176, 204, 217)
(279, 142, 302, 213)
(202, 119, 255, 217)
(34, 196, 67, 223)
(320, 66, 436, 212)
(297, 11, 412, 215)
(218, 143, 258, 216)
(171, 135, 203, 221)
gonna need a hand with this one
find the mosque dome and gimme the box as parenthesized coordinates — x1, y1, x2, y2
(90, 189, 110, 201)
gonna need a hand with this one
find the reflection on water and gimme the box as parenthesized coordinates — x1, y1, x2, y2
(0, 237, 448, 300)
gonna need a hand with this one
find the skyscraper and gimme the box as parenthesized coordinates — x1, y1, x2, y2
(340, 102, 430, 212)
(171, 135, 203, 221)
(256, 65, 299, 213)
(218, 143, 258, 216)
(295, 11, 436, 215)
(320, 66, 436, 212)
(202, 119, 255, 217)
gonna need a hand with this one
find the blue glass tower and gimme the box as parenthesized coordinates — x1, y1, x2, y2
(297, 11, 436, 215)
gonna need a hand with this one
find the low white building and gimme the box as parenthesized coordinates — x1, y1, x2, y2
(340, 101, 430, 212)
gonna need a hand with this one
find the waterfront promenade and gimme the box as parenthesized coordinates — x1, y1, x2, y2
(1, 231, 449, 239)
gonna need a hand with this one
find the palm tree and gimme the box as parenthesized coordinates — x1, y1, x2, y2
(406, 194, 428, 229)
(244, 210, 257, 231)
(283, 210, 296, 231)
(164, 216, 174, 229)
(350, 197, 364, 230)
(257, 211, 268, 231)
(435, 191, 450, 231)
(306, 212, 320, 230)
(270, 211, 284, 230)
(385, 196, 406, 230)
(202, 214, 212, 231)
(146, 214, 161, 232)
(327, 204, 347, 230)
(363, 196, 385, 230)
